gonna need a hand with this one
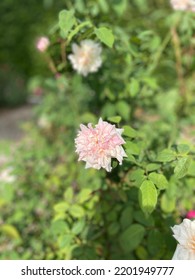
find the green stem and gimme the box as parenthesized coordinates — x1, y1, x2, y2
(148, 31, 171, 74)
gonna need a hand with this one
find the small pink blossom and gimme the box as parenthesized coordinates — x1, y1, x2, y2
(75, 118, 127, 172)
(68, 40, 102, 76)
(186, 210, 195, 219)
(170, 0, 195, 11)
(36, 37, 50, 52)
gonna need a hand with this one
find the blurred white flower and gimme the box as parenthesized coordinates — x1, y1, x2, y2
(170, 0, 195, 11)
(68, 40, 102, 76)
(37, 115, 52, 131)
(0, 167, 15, 183)
(36, 37, 50, 52)
(75, 118, 127, 172)
(171, 218, 195, 259)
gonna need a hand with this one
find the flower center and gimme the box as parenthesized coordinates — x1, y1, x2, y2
(90, 133, 108, 156)
(79, 50, 92, 67)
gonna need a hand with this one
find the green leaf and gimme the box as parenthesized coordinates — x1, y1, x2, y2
(129, 78, 140, 97)
(77, 189, 91, 204)
(124, 154, 136, 163)
(112, 159, 119, 169)
(139, 180, 157, 215)
(74, 0, 85, 13)
(146, 163, 161, 172)
(98, 0, 109, 13)
(69, 205, 85, 218)
(50, 220, 69, 236)
(59, 10, 76, 38)
(174, 157, 191, 179)
(119, 224, 145, 252)
(177, 144, 190, 155)
(0, 224, 20, 240)
(135, 245, 149, 260)
(94, 27, 115, 48)
(108, 222, 120, 236)
(148, 172, 168, 190)
(108, 116, 121, 124)
(116, 100, 130, 121)
(125, 141, 140, 155)
(112, 0, 128, 16)
(133, 210, 154, 227)
(80, 113, 97, 124)
(129, 169, 145, 187)
(120, 206, 133, 230)
(147, 230, 165, 256)
(102, 103, 116, 118)
(59, 234, 74, 248)
(53, 213, 66, 221)
(54, 202, 69, 213)
(64, 188, 73, 202)
(72, 218, 85, 235)
(188, 160, 195, 176)
(156, 149, 176, 162)
(0, 184, 14, 203)
(161, 193, 176, 213)
(142, 77, 158, 89)
(123, 125, 137, 138)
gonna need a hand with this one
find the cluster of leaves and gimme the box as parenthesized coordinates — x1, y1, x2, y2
(1, 0, 195, 260)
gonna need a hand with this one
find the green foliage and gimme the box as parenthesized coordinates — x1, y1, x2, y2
(94, 27, 115, 48)
(59, 10, 76, 39)
(139, 180, 157, 216)
(108, 116, 121, 124)
(119, 224, 145, 252)
(156, 149, 176, 163)
(174, 157, 191, 179)
(148, 172, 168, 190)
(1, 0, 195, 260)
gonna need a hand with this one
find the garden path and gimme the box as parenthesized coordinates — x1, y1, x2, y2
(0, 105, 33, 166)
(0, 105, 33, 141)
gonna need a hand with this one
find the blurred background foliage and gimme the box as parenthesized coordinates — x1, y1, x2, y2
(0, 0, 195, 260)
(0, 0, 63, 106)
